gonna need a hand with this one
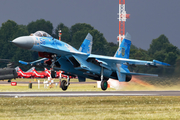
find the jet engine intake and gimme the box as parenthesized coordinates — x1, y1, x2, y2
(38, 52, 53, 59)
(44, 59, 52, 66)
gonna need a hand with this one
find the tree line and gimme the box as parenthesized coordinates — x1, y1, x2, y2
(0, 19, 179, 77)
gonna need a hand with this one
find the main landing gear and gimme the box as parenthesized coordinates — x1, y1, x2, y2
(100, 67, 108, 91)
(60, 76, 70, 91)
(101, 80, 108, 91)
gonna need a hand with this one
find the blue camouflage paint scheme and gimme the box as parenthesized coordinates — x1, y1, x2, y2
(79, 33, 93, 54)
(114, 38, 131, 59)
(15, 32, 170, 82)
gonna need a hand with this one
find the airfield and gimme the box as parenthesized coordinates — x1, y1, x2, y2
(1, 91, 180, 97)
(1, 77, 180, 119)
(1, 77, 180, 120)
(0, 76, 180, 97)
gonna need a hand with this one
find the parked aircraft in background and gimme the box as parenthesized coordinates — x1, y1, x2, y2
(43, 68, 51, 78)
(25, 67, 35, 73)
(56, 70, 75, 79)
(31, 67, 45, 78)
(44, 68, 71, 78)
(15, 66, 32, 78)
(12, 31, 170, 91)
(0, 59, 18, 82)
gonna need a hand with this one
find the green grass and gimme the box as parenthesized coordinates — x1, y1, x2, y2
(0, 96, 180, 120)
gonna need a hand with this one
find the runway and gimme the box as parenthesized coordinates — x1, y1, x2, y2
(0, 91, 180, 97)
(0, 81, 96, 84)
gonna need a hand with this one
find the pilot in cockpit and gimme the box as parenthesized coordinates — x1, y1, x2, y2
(30, 31, 51, 37)
(43, 33, 47, 37)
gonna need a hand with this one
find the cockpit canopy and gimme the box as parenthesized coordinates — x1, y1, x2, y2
(33, 31, 51, 37)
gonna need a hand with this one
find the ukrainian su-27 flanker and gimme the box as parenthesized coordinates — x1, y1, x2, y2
(12, 31, 170, 91)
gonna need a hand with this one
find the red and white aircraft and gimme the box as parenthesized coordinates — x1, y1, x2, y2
(44, 68, 69, 78)
(32, 68, 45, 78)
(15, 66, 33, 78)
(44, 68, 51, 77)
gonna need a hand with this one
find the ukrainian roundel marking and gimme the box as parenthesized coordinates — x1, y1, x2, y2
(121, 47, 125, 57)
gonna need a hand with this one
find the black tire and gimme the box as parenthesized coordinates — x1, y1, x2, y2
(61, 80, 68, 91)
(101, 80, 108, 91)
(51, 70, 56, 78)
(8, 79, 11, 82)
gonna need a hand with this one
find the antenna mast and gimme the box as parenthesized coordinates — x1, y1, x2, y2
(117, 0, 130, 46)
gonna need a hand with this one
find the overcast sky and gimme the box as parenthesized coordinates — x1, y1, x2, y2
(0, 0, 180, 50)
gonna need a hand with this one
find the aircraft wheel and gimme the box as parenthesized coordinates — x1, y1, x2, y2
(61, 80, 68, 91)
(101, 80, 108, 91)
(8, 79, 11, 82)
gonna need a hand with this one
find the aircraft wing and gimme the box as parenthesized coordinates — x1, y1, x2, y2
(87, 54, 170, 70)
(19, 44, 88, 65)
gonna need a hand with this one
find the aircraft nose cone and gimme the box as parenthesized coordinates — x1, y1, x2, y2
(12, 36, 34, 49)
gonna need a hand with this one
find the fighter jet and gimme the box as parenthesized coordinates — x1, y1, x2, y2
(12, 31, 170, 90)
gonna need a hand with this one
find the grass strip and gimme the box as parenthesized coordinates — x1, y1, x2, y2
(0, 96, 180, 120)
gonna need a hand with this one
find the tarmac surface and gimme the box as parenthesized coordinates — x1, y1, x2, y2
(0, 81, 96, 84)
(0, 91, 180, 97)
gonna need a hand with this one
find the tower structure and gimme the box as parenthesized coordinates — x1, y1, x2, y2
(58, 30, 62, 41)
(117, 0, 130, 46)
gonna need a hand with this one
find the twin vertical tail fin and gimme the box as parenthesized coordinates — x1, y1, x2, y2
(114, 33, 132, 82)
(26, 67, 35, 72)
(79, 33, 93, 54)
(114, 33, 131, 59)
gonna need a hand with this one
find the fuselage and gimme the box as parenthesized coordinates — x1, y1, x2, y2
(12, 32, 117, 81)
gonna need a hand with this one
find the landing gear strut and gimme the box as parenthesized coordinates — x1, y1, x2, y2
(51, 54, 57, 78)
(100, 67, 108, 91)
(51, 70, 56, 78)
(61, 76, 70, 91)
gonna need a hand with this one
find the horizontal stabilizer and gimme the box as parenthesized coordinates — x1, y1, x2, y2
(121, 72, 158, 77)
(153, 60, 170, 66)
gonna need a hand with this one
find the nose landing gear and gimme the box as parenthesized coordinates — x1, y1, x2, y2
(51, 70, 56, 78)
(50, 54, 57, 78)
(61, 80, 68, 91)
(60, 76, 70, 91)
